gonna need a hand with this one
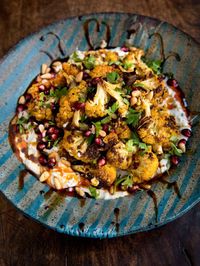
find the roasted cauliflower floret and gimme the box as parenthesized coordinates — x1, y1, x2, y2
(67, 80, 87, 105)
(106, 141, 132, 170)
(103, 81, 129, 117)
(85, 82, 109, 118)
(91, 164, 117, 186)
(137, 108, 179, 148)
(105, 51, 119, 63)
(56, 96, 73, 127)
(103, 132, 118, 149)
(61, 130, 100, 163)
(130, 152, 159, 183)
(115, 120, 132, 139)
(90, 65, 114, 78)
(62, 62, 80, 76)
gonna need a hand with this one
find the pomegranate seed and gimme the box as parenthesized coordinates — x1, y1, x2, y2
(51, 133, 58, 141)
(37, 142, 46, 151)
(38, 155, 48, 166)
(98, 157, 106, 167)
(16, 104, 26, 112)
(121, 46, 129, 52)
(102, 124, 109, 132)
(47, 126, 59, 135)
(51, 102, 59, 112)
(95, 137, 101, 145)
(171, 155, 179, 166)
(167, 79, 179, 88)
(83, 72, 91, 80)
(91, 77, 100, 86)
(181, 128, 191, 138)
(44, 89, 50, 95)
(24, 93, 32, 102)
(85, 130, 92, 137)
(39, 85, 46, 92)
(48, 157, 56, 168)
(73, 102, 85, 110)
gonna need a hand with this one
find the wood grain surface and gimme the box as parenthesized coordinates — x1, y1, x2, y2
(0, 0, 199, 265)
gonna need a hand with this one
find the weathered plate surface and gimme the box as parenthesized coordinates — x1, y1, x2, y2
(0, 13, 199, 238)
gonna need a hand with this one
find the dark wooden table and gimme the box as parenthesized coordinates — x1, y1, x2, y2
(0, 1, 199, 265)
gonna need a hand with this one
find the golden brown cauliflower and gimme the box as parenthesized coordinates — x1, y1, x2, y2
(62, 62, 80, 76)
(67, 80, 87, 105)
(90, 65, 114, 78)
(115, 120, 132, 139)
(130, 152, 159, 183)
(137, 107, 179, 149)
(85, 82, 109, 118)
(106, 141, 132, 170)
(56, 96, 73, 127)
(91, 164, 117, 186)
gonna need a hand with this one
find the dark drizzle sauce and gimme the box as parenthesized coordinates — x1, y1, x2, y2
(147, 190, 158, 223)
(44, 188, 54, 200)
(78, 222, 85, 232)
(158, 179, 181, 198)
(113, 207, 120, 233)
(18, 169, 28, 190)
(80, 198, 86, 207)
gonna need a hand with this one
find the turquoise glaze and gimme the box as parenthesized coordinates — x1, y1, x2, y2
(0, 13, 199, 238)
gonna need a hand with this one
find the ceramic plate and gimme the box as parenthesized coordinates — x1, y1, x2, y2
(0, 13, 199, 238)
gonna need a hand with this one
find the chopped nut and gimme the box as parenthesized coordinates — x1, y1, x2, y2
(131, 90, 141, 97)
(75, 187, 85, 197)
(91, 177, 99, 187)
(100, 40, 107, 49)
(41, 64, 48, 74)
(38, 124, 45, 133)
(39, 171, 50, 182)
(52, 61, 62, 73)
(153, 144, 163, 154)
(147, 91, 153, 101)
(54, 177, 62, 190)
(41, 73, 52, 79)
(60, 158, 71, 167)
(18, 96, 25, 104)
(130, 96, 137, 106)
(75, 71, 83, 83)
(99, 130, 107, 137)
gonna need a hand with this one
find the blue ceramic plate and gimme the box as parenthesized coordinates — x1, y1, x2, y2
(0, 13, 199, 238)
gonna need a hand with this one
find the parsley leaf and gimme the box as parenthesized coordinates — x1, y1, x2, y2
(93, 121, 102, 136)
(16, 117, 29, 133)
(123, 61, 133, 70)
(114, 175, 133, 190)
(126, 108, 141, 127)
(89, 186, 99, 199)
(108, 60, 122, 66)
(146, 60, 162, 74)
(106, 71, 119, 84)
(101, 116, 111, 124)
(71, 51, 83, 62)
(50, 87, 68, 100)
(133, 82, 145, 88)
(83, 55, 95, 70)
(170, 143, 183, 156)
(87, 133, 95, 145)
(107, 102, 119, 116)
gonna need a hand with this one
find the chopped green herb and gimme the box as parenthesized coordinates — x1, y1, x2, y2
(93, 121, 102, 136)
(125, 139, 137, 152)
(123, 98, 130, 105)
(170, 143, 183, 156)
(126, 108, 141, 127)
(101, 116, 111, 124)
(124, 86, 132, 95)
(107, 102, 119, 116)
(133, 82, 145, 88)
(121, 175, 133, 188)
(87, 133, 95, 145)
(89, 186, 99, 198)
(16, 117, 29, 133)
(71, 51, 83, 62)
(83, 55, 95, 70)
(80, 114, 87, 122)
(51, 87, 68, 100)
(108, 60, 122, 66)
(106, 71, 119, 84)
(53, 137, 62, 147)
(145, 59, 162, 74)
(123, 61, 133, 70)
(79, 96, 86, 103)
